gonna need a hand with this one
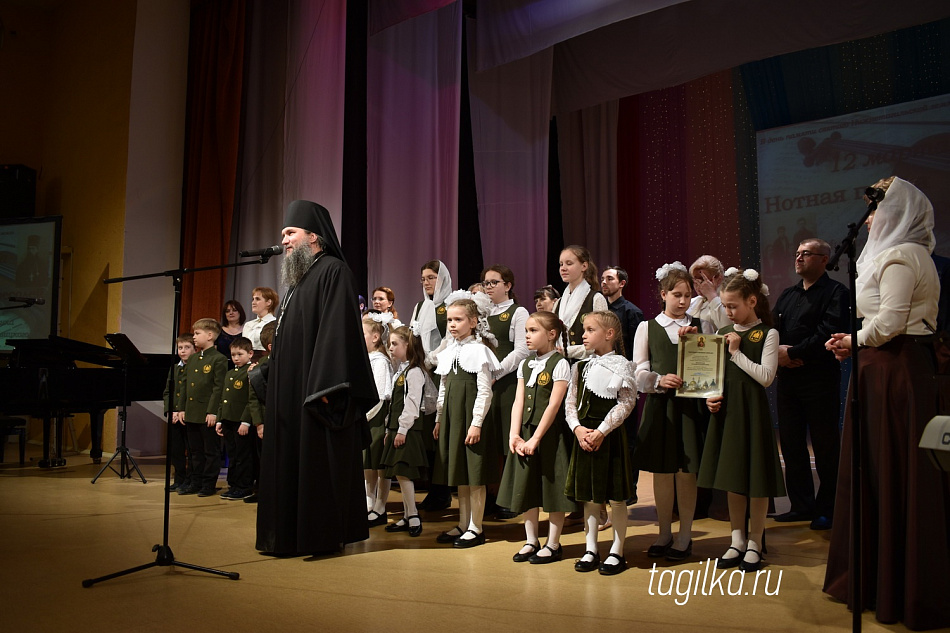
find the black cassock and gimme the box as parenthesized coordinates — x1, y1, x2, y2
(256, 251, 376, 555)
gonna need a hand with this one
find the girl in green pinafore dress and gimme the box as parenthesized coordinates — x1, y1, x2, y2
(497, 311, 576, 564)
(432, 294, 501, 548)
(362, 315, 393, 527)
(565, 311, 637, 576)
(632, 263, 706, 562)
(699, 269, 785, 574)
(380, 325, 434, 537)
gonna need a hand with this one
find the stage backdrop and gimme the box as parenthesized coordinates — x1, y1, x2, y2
(756, 93, 950, 294)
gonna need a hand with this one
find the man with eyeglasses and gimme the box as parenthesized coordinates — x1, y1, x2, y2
(771, 238, 849, 531)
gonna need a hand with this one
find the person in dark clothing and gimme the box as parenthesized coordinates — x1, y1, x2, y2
(771, 238, 848, 530)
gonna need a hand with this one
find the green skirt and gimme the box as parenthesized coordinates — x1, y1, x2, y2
(564, 420, 631, 504)
(486, 371, 518, 456)
(632, 392, 705, 474)
(361, 403, 388, 470)
(432, 377, 498, 486)
(381, 426, 428, 480)
(497, 420, 577, 514)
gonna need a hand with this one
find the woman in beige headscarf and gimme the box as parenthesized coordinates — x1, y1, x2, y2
(823, 176, 949, 630)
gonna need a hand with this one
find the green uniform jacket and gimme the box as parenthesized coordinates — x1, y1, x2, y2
(218, 364, 250, 423)
(177, 346, 228, 423)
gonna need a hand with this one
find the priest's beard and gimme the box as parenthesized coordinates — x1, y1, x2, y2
(281, 246, 314, 288)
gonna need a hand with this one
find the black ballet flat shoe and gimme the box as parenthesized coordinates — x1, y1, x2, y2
(385, 518, 409, 532)
(716, 546, 745, 569)
(453, 530, 485, 549)
(407, 515, 423, 537)
(665, 540, 693, 562)
(598, 553, 627, 576)
(436, 527, 464, 544)
(574, 551, 601, 572)
(513, 542, 540, 563)
(419, 495, 452, 512)
(529, 544, 563, 564)
(738, 548, 764, 573)
(646, 537, 674, 558)
(367, 511, 388, 528)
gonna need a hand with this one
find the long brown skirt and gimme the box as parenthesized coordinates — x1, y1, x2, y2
(822, 336, 950, 630)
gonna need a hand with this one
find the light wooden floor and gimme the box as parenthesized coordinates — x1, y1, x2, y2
(1, 445, 939, 633)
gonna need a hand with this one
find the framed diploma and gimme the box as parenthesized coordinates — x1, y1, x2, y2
(676, 333, 725, 398)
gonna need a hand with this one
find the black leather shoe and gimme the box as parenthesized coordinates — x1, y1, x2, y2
(176, 484, 198, 496)
(494, 507, 520, 520)
(810, 516, 832, 531)
(407, 516, 423, 537)
(647, 538, 674, 558)
(197, 487, 218, 497)
(772, 510, 813, 523)
(598, 553, 627, 576)
(513, 542, 540, 562)
(665, 540, 693, 562)
(436, 527, 464, 543)
(367, 511, 388, 527)
(574, 551, 600, 572)
(529, 544, 563, 564)
(739, 548, 763, 573)
(716, 546, 745, 569)
(385, 518, 409, 532)
(453, 530, 485, 549)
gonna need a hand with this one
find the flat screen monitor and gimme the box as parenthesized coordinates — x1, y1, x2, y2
(0, 216, 61, 351)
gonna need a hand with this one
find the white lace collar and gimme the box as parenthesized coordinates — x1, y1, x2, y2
(580, 352, 634, 399)
(434, 336, 502, 376)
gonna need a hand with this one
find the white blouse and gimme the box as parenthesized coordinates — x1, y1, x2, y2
(855, 243, 939, 348)
(633, 313, 694, 393)
(434, 336, 500, 428)
(242, 314, 277, 351)
(688, 295, 730, 334)
(489, 299, 531, 379)
(729, 320, 778, 388)
(564, 352, 637, 436)
(392, 363, 425, 435)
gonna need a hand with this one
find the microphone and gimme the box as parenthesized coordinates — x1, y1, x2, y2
(8, 296, 45, 305)
(239, 245, 284, 258)
(865, 187, 886, 203)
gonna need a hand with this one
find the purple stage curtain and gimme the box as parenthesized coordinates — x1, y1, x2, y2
(552, 0, 950, 114)
(616, 70, 741, 317)
(467, 22, 552, 302)
(179, 0, 246, 328)
(556, 101, 619, 271)
(369, 0, 456, 36)
(474, 0, 688, 71)
(367, 2, 462, 314)
(231, 0, 346, 306)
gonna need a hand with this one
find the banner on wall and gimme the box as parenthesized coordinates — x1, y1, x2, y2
(756, 93, 950, 293)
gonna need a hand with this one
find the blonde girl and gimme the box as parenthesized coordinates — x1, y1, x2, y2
(362, 314, 394, 527)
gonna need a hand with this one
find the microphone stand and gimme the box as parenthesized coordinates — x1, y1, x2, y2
(826, 197, 877, 633)
(81, 252, 277, 588)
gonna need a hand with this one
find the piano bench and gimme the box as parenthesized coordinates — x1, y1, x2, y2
(0, 417, 27, 466)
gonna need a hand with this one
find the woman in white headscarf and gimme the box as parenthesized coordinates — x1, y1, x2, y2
(823, 176, 949, 630)
(408, 259, 454, 511)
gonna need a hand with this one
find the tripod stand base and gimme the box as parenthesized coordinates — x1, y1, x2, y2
(90, 446, 147, 484)
(81, 544, 240, 587)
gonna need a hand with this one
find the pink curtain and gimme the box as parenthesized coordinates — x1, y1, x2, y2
(367, 2, 462, 314)
(369, 0, 456, 36)
(232, 0, 346, 306)
(557, 101, 619, 270)
(467, 24, 552, 302)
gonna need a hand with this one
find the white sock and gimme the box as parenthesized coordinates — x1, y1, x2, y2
(521, 508, 540, 553)
(466, 485, 486, 536)
(397, 476, 418, 517)
(546, 511, 565, 551)
(744, 539, 761, 563)
(371, 472, 391, 515)
(457, 485, 471, 533)
(582, 503, 601, 561)
(609, 500, 627, 556)
(722, 529, 746, 559)
(364, 469, 377, 512)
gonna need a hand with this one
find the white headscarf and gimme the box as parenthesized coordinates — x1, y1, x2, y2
(856, 177, 935, 296)
(415, 260, 453, 354)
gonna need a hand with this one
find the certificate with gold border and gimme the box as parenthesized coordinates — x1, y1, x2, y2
(675, 333, 725, 398)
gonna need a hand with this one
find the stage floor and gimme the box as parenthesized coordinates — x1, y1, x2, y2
(0, 444, 936, 633)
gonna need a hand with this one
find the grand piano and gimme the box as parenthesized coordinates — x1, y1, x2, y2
(0, 336, 172, 467)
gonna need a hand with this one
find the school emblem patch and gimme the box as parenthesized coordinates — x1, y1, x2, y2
(234, 380, 243, 390)
(537, 371, 551, 386)
(437, 305, 446, 315)
(500, 312, 510, 322)
(203, 364, 212, 374)
(396, 375, 406, 387)
(748, 329, 764, 343)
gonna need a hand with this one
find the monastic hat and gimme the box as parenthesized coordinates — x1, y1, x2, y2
(283, 200, 346, 263)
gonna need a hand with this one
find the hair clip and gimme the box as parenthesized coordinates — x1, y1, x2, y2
(655, 261, 687, 281)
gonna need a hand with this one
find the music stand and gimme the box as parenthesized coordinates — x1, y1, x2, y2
(81, 252, 276, 587)
(90, 333, 149, 484)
